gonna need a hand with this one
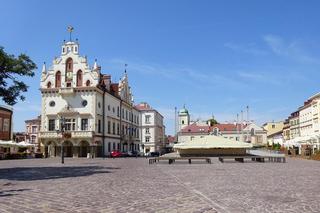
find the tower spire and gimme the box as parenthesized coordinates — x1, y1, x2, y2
(41, 62, 46, 73)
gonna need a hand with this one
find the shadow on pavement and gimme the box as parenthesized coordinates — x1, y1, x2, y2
(0, 189, 31, 197)
(0, 166, 119, 181)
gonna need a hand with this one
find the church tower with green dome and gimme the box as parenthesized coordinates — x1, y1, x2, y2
(178, 105, 190, 132)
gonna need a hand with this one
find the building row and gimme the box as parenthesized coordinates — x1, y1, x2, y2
(176, 106, 267, 146)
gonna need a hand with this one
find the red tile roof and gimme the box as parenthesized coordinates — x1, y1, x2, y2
(180, 123, 211, 134)
(135, 102, 152, 111)
(211, 123, 247, 132)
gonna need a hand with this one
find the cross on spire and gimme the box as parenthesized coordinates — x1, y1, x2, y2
(67, 26, 74, 41)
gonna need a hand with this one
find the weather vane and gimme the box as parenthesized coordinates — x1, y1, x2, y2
(67, 26, 74, 41)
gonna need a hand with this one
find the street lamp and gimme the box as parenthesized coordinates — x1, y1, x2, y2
(56, 116, 66, 164)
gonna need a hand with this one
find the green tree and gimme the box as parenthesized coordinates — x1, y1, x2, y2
(207, 116, 219, 126)
(0, 47, 36, 105)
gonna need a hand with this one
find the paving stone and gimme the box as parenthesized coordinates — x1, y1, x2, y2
(0, 157, 319, 212)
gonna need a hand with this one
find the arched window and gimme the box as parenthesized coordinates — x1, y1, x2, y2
(65, 58, 73, 84)
(66, 58, 73, 72)
(86, 80, 90, 87)
(55, 71, 61, 88)
(47, 81, 52, 88)
(250, 128, 255, 136)
(182, 120, 184, 125)
(76, 70, 82, 87)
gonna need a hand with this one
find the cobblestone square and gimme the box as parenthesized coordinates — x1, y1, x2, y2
(0, 157, 319, 213)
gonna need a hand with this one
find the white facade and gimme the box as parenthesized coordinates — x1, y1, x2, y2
(137, 103, 165, 154)
(299, 103, 313, 137)
(39, 38, 142, 157)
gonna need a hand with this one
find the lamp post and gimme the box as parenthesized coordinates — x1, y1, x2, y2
(57, 116, 66, 164)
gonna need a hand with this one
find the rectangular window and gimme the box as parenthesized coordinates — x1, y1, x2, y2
(145, 115, 151, 124)
(145, 136, 150, 142)
(48, 119, 55, 131)
(145, 128, 150, 134)
(117, 123, 120, 135)
(117, 143, 120, 150)
(126, 110, 128, 120)
(112, 122, 115, 135)
(0, 118, 2, 132)
(117, 107, 120, 117)
(108, 121, 111, 134)
(108, 142, 111, 152)
(65, 118, 76, 131)
(3, 118, 9, 132)
(113, 143, 116, 150)
(81, 119, 88, 130)
(122, 109, 124, 118)
(98, 120, 101, 133)
(32, 126, 37, 133)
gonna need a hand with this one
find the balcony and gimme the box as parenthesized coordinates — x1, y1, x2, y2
(59, 87, 75, 96)
(39, 131, 93, 139)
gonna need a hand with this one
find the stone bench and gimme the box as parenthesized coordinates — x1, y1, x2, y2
(149, 157, 211, 164)
(219, 156, 286, 163)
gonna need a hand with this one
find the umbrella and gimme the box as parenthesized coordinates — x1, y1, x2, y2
(0, 140, 18, 147)
(17, 141, 35, 147)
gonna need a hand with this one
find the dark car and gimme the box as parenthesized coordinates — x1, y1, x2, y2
(148, 152, 160, 157)
(111, 150, 122, 158)
(121, 151, 130, 157)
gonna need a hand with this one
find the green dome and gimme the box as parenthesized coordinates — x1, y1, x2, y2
(179, 108, 189, 114)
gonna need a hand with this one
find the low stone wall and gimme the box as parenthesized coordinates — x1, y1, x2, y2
(177, 148, 247, 157)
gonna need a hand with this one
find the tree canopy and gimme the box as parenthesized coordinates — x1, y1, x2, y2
(207, 116, 219, 126)
(0, 47, 37, 105)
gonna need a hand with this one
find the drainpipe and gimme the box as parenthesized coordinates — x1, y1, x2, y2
(102, 90, 105, 158)
(120, 100, 123, 151)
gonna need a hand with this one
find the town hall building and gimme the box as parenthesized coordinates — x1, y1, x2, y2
(39, 34, 160, 157)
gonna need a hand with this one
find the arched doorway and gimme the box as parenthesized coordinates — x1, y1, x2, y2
(45, 141, 57, 157)
(62, 141, 73, 157)
(79, 141, 90, 157)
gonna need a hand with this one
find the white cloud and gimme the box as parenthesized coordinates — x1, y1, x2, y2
(263, 34, 320, 64)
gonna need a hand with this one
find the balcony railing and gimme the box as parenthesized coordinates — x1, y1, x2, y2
(39, 131, 93, 139)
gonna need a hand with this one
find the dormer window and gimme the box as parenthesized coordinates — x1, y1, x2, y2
(62, 47, 65, 53)
(86, 80, 90, 86)
(75, 46, 77, 52)
(47, 81, 52, 88)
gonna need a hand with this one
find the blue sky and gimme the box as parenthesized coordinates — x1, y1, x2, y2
(1, 0, 320, 134)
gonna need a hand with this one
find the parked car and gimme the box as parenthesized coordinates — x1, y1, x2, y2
(147, 152, 160, 157)
(127, 151, 140, 157)
(110, 150, 122, 158)
(121, 152, 129, 157)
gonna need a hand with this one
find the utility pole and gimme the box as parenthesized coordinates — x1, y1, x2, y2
(174, 107, 177, 138)
(246, 106, 250, 142)
(236, 113, 239, 141)
(241, 110, 244, 142)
